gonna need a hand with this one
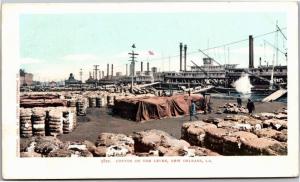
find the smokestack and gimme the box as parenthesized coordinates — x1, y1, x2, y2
(249, 35, 254, 68)
(102, 71, 104, 78)
(141, 61, 143, 72)
(111, 64, 113, 78)
(147, 62, 149, 72)
(259, 57, 262, 67)
(184, 44, 187, 71)
(93, 70, 95, 79)
(179, 43, 183, 71)
(107, 64, 109, 78)
(89, 71, 91, 78)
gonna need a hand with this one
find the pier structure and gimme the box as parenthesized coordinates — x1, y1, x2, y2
(161, 34, 287, 90)
(163, 57, 287, 90)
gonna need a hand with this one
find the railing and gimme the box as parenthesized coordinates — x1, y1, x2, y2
(165, 75, 226, 79)
(227, 72, 287, 77)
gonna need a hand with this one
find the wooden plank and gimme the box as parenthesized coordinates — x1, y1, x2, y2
(192, 86, 215, 94)
(262, 89, 287, 102)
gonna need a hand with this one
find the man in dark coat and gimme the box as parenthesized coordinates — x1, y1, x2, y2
(237, 95, 242, 107)
(247, 99, 255, 114)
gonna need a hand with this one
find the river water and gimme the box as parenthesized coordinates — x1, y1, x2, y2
(209, 92, 287, 103)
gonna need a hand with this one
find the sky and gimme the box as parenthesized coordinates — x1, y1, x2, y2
(20, 12, 287, 81)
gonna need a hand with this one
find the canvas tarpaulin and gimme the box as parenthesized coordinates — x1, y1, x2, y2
(20, 99, 67, 108)
(113, 94, 203, 122)
(20, 93, 66, 108)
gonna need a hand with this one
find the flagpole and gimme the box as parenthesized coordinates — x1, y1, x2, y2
(128, 44, 138, 93)
(168, 56, 170, 72)
(161, 51, 164, 72)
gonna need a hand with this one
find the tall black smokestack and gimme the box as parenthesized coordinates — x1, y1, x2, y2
(147, 62, 149, 72)
(126, 64, 128, 76)
(111, 64, 113, 78)
(259, 57, 262, 67)
(184, 44, 187, 71)
(179, 43, 183, 71)
(249, 35, 254, 68)
(107, 64, 109, 78)
(141, 61, 143, 72)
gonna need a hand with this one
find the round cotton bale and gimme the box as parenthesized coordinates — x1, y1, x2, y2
(47, 109, 63, 136)
(88, 97, 96, 108)
(20, 108, 33, 137)
(95, 97, 101, 108)
(62, 108, 74, 134)
(31, 108, 46, 136)
(107, 95, 114, 107)
(67, 99, 77, 107)
(68, 107, 77, 128)
(76, 99, 86, 116)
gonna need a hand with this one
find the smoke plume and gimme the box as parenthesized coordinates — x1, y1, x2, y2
(232, 73, 253, 95)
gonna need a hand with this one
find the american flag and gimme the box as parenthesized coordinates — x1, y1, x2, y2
(148, 50, 154, 55)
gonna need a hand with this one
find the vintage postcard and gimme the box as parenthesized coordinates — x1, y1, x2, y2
(2, 2, 299, 179)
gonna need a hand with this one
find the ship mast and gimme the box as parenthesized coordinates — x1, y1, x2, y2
(270, 20, 279, 90)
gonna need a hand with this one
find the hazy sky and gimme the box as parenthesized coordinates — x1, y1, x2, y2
(20, 12, 287, 81)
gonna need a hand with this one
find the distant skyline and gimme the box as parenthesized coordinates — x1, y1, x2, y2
(20, 12, 287, 81)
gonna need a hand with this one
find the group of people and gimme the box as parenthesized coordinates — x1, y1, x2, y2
(189, 94, 256, 121)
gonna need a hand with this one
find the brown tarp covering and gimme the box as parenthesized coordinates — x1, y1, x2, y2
(20, 94, 60, 100)
(20, 99, 67, 108)
(113, 94, 203, 122)
(20, 93, 65, 108)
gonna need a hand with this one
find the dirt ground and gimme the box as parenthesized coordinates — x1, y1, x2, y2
(58, 98, 286, 143)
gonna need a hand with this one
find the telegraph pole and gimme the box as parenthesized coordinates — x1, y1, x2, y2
(79, 68, 83, 88)
(79, 68, 83, 82)
(275, 20, 279, 66)
(93, 65, 99, 87)
(128, 44, 138, 92)
(168, 56, 170, 72)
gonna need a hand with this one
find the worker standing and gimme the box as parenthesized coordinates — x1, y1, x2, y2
(246, 99, 255, 114)
(207, 95, 212, 113)
(237, 95, 242, 107)
(189, 100, 199, 121)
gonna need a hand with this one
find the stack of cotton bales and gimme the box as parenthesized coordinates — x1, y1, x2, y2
(67, 99, 76, 107)
(76, 99, 87, 116)
(107, 95, 115, 107)
(31, 108, 46, 136)
(96, 96, 106, 107)
(48, 110, 63, 137)
(88, 96, 96, 108)
(20, 108, 33, 138)
(69, 107, 77, 128)
(62, 108, 74, 134)
(83, 97, 88, 109)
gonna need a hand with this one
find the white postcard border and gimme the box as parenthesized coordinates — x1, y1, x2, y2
(2, 2, 299, 179)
